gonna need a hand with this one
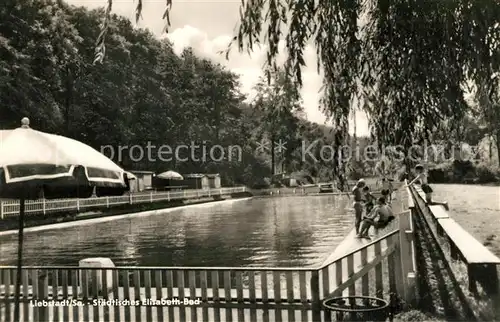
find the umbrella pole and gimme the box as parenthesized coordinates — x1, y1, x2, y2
(13, 194, 25, 322)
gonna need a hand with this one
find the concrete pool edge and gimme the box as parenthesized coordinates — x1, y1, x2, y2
(0, 197, 253, 237)
(320, 228, 373, 266)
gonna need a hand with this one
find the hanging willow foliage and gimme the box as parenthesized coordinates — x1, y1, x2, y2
(95, 0, 500, 159)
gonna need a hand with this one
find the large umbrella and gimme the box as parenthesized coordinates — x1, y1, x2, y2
(0, 118, 129, 321)
(157, 170, 183, 180)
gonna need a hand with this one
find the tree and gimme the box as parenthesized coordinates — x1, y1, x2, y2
(470, 78, 500, 166)
(3, 0, 420, 190)
(100, 0, 500, 176)
(252, 68, 303, 175)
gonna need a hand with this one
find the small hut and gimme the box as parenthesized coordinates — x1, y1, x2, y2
(182, 174, 210, 190)
(206, 174, 221, 188)
(129, 170, 155, 191)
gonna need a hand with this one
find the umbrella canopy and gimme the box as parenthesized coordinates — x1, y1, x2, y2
(157, 170, 183, 180)
(0, 118, 128, 199)
(0, 117, 129, 322)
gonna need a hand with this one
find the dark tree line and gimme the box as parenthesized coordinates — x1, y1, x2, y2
(0, 0, 376, 186)
(2, 0, 497, 187)
(111, 0, 500, 172)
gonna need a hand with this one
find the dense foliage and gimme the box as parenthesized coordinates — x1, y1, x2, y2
(1, 0, 388, 187)
(114, 0, 500, 173)
(2, 0, 498, 186)
(234, 0, 500, 151)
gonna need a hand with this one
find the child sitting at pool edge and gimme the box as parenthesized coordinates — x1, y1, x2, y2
(363, 186, 376, 215)
(357, 197, 395, 239)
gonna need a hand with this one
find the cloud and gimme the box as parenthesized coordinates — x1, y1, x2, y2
(165, 25, 370, 135)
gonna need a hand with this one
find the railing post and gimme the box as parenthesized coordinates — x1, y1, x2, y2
(0, 201, 3, 219)
(310, 270, 321, 320)
(449, 239, 459, 260)
(129, 193, 133, 204)
(106, 197, 109, 208)
(467, 264, 478, 294)
(477, 264, 499, 296)
(76, 198, 80, 212)
(398, 210, 416, 307)
(167, 192, 170, 201)
(150, 191, 153, 203)
(468, 263, 499, 296)
(38, 271, 49, 321)
(42, 199, 46, 215)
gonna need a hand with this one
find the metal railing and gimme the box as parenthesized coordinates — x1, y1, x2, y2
(0, 187, 247, 218)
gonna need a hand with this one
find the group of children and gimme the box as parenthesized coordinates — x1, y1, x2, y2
(352, 178, 395, 239)
(350, 164, 449, 239)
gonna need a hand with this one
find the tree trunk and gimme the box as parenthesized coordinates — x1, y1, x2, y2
(64, 66, 73, 136)
(403, 142, 413, 180)
(496, 132, 500, 168)
(271, 133, 275, 176)
(214, 101, 220, 142)
(489, 135, 493, 161)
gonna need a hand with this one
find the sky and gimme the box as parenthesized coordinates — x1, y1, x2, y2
(69, 0, 370, 136)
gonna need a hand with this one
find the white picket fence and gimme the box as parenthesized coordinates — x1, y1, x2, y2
(0, 187, 247, 218)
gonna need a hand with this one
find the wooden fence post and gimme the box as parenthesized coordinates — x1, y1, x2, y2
(42, 199, 46, 215)
(404, 182, 419, 307)
(76, 199, 80, 212)
(150, 191, 153, 203)
(468, 263, 499, 296)
(310, 270, 321, 321)
(398, 210, 417, 307)
(477, 264, 499, 295)
(38, 271, 49, 321)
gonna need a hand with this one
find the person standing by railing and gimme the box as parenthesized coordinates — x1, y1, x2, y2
(352, 179, 366, 234)
(380, 177, 394, 203)
(408, 164, 449, 210)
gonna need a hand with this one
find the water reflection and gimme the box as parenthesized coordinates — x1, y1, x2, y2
(0, 196, 353, 267)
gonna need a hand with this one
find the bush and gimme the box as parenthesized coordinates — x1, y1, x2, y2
(475, 164, 500, 183)
(428, 168, 447, 183)
(393, 310, 446, 322)
(452, 159, 474, 177)
(349, 168, 365, 180)
(428, 161, 500, 184)
(250, 177, 271, 189)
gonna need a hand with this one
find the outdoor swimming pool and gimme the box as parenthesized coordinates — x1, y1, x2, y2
(0, 195, 354, 267)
